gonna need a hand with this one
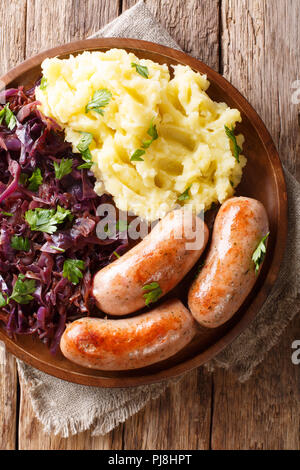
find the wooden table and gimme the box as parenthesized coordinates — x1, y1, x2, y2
(0, 0, 299, 450)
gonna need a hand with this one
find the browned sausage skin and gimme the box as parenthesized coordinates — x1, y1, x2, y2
(60, 299, 197, 370)
(188, 197, 269, 328)
(93, 208, 209, 316)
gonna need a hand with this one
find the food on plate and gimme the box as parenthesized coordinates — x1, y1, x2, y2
(0, 48, 272, 372)
(36, 48, 246, 221)
(188, 197, 269, 328)
(0, 87, 128, 353)
(60, 298, 197, 370)
(93, 208, 209, 315)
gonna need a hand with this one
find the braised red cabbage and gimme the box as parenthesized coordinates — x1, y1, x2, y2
(0, 87, 128, 353)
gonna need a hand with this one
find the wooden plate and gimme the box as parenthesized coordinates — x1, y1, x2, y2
(0, 38, 287, 387)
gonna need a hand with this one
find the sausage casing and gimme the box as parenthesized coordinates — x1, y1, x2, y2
(188, 197, 269, 328)
(60, 299, 197, 370)
(93, 208, 208, 315)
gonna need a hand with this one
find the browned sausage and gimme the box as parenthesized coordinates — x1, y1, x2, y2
(188, 197, 269, 328)
(93, 208, 208, 315)
(60, 299, 197, 370)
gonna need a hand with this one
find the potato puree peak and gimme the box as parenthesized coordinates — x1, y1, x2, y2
(36, 49, 246, 221)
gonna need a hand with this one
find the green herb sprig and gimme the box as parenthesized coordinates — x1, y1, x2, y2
(85, 89, 112, 115)
(63, 259, 85, 285)
(131, 62, 149, 79)
(224, 125, 242, 163)
(142, 282, 162, 307)
(252, 232, 270, 274)
(25, 205, 72, 234)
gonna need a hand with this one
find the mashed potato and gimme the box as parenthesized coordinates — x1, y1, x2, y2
(36, 49, 246, 221)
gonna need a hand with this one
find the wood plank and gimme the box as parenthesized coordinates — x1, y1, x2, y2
(0, 0, 27, 75)
(18, 0, 124, 450)
(25, 0, 120, 58)
(0, 0, 27, 451)
(123, 0, 220, 69)
(211, 316, 300, 450)
(123, 369, 212, 450)
(221, 0, 300, 179)
(0, 342, 18, 450)
(211, 0, 300, 450)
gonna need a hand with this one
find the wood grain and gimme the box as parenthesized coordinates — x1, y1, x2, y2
(221, 0, 300, 180)
(123, 0, 220, 69)
(209, 0, 300, 450)
(25, 0, 120, 58)
(0, 342, 17, 450)
(123, 369, 212, 450)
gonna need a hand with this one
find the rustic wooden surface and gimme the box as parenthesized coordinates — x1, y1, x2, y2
(0, 0, 299, 450)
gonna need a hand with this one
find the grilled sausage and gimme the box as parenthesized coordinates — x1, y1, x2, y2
(188, 197, 269, 328)
(60, 298, 197, 370)
(93, 208, 209, 315)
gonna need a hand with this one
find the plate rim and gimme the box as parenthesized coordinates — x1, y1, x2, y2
(0, 37, 288, 387)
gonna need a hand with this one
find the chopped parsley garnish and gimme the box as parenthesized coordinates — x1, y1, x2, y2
(85, 89, 112, 115)
(63, 259, 85, 285)
(11, 235, 30, 252)
(142, 120, 158, 149)
(77, 132, 93, 170)
(178, 185, 192, 201)
(142, 282, 162, 306)
(25, 205, 72, 234)
(130, 149, 145, 162)
(10, 274, 36, 305)
(54, 158, 73, 180)
(224, 125, 242, 163)
(252, 232, 270, 274)
(28, 168, 43, 192)
(0, 104, 17, 130)
(50, 245, 65, 253)
(131, 62, 149, 79)
(40, 77, 48, 90)
(0, 292, 7, 307)
(0, 211, 13, 217)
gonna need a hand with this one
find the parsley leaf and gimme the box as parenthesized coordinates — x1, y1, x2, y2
(54, 158, 73, 180)
(130, 149, 145, 162)
(63, 259, 85, 285)
(28, 168, 43, 192)
(11, 235, 30, 252)
(0, 104, 17, 130)
(0, 292, 7, 307)
(40, 76, 48, 90)
(224, 125, 242, 163)
(77, 132, 93, 170)
(252, 232, 270, 274)
(142, 282, 162, 306)
(25, 205, 72, 234)
(10, 274, 36, 305)
(85, 89, 112, 115)
(131, 62, 149, 79)
(0, 211, 13, 217)
(178, 185, 192, 201)
(142, 120, 158, 149)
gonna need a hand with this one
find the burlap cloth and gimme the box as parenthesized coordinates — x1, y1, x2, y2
(8, 0, 299, 437)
